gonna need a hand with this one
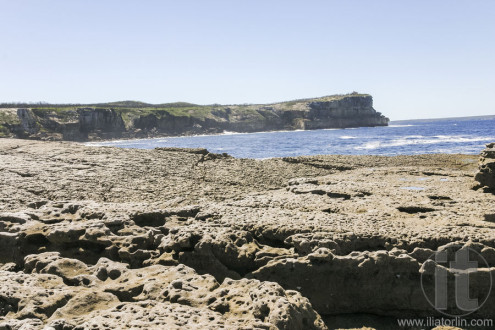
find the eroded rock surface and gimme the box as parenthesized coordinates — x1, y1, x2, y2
(475, 142, 495, 193)
(1, 256, 324, 329)
(0, 139, 494, 329)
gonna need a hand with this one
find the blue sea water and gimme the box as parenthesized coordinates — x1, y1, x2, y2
(86, 118, 495, 159)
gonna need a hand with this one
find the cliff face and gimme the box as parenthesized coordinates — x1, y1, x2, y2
(0, 94, 389, 141)
(305, 96, 389, 129)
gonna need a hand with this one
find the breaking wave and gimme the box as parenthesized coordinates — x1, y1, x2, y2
(355, 136, 493, 150)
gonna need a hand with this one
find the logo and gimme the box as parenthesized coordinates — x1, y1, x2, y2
(420, 245, 492, 317)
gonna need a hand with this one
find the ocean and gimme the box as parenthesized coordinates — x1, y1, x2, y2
(86, 118, 495, 158)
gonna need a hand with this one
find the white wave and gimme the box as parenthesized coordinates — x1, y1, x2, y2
(388, 124, 415, 127)
(433, 135, 455, 139)
(222, 131, 243, 135)
(173, 131, 247, 138)
(249, 129, 299, 134)
(339, 135, 357, 139)
(356, 141, 382, 150)
(84, 143, 108, 147)
(355, 136, 494, 150)
(84, 136, 159, 146)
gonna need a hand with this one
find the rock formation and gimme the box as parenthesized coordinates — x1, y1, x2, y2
(0, 94, 389, 141)
(1, 139, 494, 329)
(475, 142, 495, 192)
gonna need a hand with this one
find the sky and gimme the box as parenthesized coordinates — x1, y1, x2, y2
(0, 1, 494, 120)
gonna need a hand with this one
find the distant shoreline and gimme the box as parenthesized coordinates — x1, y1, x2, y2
(0, 93, 388, 141)
(391, 114, 495, 124)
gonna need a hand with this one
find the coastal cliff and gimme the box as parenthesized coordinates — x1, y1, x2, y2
(0, 93, 388, 141)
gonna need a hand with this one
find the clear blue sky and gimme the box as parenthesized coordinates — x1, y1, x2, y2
(1, 0, 494, 120)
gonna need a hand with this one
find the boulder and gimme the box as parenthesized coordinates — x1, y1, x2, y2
(475, 142, 495, 191)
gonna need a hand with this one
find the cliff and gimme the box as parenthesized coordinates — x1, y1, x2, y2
(0, 93, 389, 141)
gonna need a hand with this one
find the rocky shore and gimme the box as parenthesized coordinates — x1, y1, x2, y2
(1, 139, 494, 329)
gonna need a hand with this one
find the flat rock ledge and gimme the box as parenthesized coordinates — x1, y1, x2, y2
(0, 139, 494, 329)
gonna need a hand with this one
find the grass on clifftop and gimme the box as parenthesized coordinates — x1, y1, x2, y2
(0, 109, 21, 125)
(272, 92, 370, 106)
(31, 108, 79, 123)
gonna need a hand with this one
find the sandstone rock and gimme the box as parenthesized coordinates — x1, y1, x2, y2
(49, 291, 120, 320)
(91, 257, 129, 281)
(1, 257, 326, 329)
(2, 139, 495, 329)
(0, 212, 33, 224)
(24, 252, 65, 273)
(26, 253, 93, 286)
(48, 300, 275, 329)
(248, 250, 428, 316)
(0, 270, 73, 321)
(475, 142, 495, 191)
(0, 318, 44, 330)
(0, 232, 19, 264)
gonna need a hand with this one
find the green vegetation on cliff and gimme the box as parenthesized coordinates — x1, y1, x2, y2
(0, 109, 21, 137)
